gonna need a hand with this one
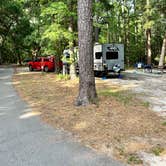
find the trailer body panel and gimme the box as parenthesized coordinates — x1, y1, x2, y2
(94, 44, 124, 74)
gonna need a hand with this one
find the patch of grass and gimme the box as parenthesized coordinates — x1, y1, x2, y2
(141, 101, 150, 108)
(151, 145, 165, 156)
(127, 154, 143, 165)
(162, 121, 166, 126)
(98, 89, 133, 105)
(56, 74, 70, 80)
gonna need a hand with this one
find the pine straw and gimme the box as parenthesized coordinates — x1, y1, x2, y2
(13, 71, 166, 164)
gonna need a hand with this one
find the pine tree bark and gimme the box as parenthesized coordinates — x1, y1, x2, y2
(76, 0, 97, 106)
(158, 33, 166, 69)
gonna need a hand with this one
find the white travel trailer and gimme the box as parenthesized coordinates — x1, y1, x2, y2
(62, 43, 124, 76)
(94, 43, 124, 75)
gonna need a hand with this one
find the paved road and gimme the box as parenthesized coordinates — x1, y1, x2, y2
(0, 68, 124, 166)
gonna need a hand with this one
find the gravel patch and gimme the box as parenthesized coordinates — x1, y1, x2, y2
(106, 70, 166, 117)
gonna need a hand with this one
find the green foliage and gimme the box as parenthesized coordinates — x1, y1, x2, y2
(41, 2, 69, 24)
(144, 20, 155, 29)
(56, 74, 70, 80)
(39, 1, 77, 60)
(98, 89, 134, 105)
(127, 154, 143, 165)
(0, 0, 165, 66)
(142, 101, 150, 108)
(162, 121, 166, 126)
(151, 145, 165, 156)
(42, 24, 73, 42)
(0, 0, 33, 64)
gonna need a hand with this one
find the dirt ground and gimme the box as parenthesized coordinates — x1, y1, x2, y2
(13, 68, 166, 165)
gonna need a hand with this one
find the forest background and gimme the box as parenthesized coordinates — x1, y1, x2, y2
(0, 0, 165, 67)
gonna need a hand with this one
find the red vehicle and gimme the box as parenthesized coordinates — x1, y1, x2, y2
(28, 56, 56, 72)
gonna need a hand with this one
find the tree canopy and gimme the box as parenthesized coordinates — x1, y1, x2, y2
(0, 0, 165, 66)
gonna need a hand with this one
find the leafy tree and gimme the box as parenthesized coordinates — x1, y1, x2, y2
(158, 33, 166, 69)
(0, 0, 165, 69)
(157, 0, 166, 68)
(0, 0, 32, 64)
(40, 1, 76, 73)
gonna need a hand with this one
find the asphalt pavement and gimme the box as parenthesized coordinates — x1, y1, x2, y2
(0, 67, 124, 166)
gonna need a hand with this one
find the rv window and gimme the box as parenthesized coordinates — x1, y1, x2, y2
(95, 52, 102, 59)
(106, 52, 118, 59)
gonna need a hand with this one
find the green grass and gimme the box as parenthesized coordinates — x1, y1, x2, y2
(98, 89, 133, 105)
(56, 74, 70, 80)
(151, 145, 164, 156)
(127, 154, 143, 165)
(162, 121, 166, 126)
(98, 88, 151, 109)
(141, 101, 150, 108)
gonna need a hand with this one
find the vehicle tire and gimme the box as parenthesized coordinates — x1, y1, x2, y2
(44, 66, 49, 72)
(29, 65, 33, 71)
(94, 71, 99, 77)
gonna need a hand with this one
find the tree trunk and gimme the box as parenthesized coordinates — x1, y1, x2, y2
(69, 44, 77, 79)
(69, 44, 76, 79)
(158, 33, 166, 69)
(68, 0, 77, 79)
(76, 0, 97, 106)
(70, 63, 76, 79)
(18, 54, 22, 65)
(16, 47, 22, 65)
(94, 27, 99, 43)
(146, 0, 151, 65)
(107, 23, 110, 43)
(146, 28, 151, 65)
(94, 0, 99, 43)
(0, 53, 2, 65)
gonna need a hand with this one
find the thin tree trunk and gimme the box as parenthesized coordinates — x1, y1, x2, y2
(94, 0, 99, 43)
(107, 23, 110, 43)
(146, 28, 151, 65)
(158, 33, 166, 69)
(95, 27, 99, 43)
(134, 0, 138, 43)
(146, 0, 151, 65)
(15, 47, 22, 65)
(0, 48, 2, 64)
(69, 0, 77, 79)
(76, 0, 97, 106)
(0, 40, 3, 64)
(18, 54, 22, 65)
(69, 40, 76, 79)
